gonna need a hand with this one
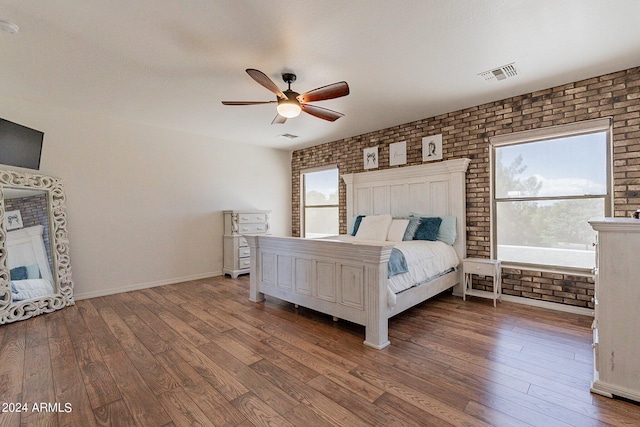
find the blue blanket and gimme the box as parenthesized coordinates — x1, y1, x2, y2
(388, 248, 408, 278)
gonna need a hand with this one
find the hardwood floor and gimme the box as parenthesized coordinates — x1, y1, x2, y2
(1, 276, 639, 427)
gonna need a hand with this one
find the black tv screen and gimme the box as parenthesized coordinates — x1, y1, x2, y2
(0, 118, 44, 170)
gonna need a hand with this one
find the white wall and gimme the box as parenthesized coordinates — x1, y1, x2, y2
(0, 96, 292, 299)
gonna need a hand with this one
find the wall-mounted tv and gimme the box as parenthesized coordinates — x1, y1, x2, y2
(0, 118, 44, 170)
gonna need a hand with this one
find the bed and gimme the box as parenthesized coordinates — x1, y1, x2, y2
(245, 158, 470, 349)
(7, 225, 55, 302)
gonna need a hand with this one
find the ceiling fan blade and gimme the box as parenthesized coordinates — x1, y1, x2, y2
(271, 114, 287, 125)
(301, 104, 344, 122)
(297, 81, 349, 103)
(246, 69, 287, 100)
(221, 101, 276, 105)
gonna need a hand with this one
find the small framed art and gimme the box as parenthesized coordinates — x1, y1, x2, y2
(389, 141, 407, 166)
(422, 134, 443, 162)
(364, 146, 379, 169)
(4, 210, 23, 230)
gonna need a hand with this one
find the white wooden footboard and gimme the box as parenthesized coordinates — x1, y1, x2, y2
(245, 235, 395, 349)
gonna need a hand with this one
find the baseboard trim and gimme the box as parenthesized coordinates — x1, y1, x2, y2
(74, 271, 223, 301)
(454, 287, 594, 316)
(74, 273, 594, 316)
(500, 294, 594, 316)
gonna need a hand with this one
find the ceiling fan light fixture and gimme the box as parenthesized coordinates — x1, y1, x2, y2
(276, 100, 301, 118)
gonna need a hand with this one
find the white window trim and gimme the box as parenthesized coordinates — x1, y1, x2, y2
(300, 164, 339, 238)
(489, 118, 613, 275)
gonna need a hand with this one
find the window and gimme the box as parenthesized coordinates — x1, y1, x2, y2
(301, 166, 339, 238)
(490, 118, 612, 271)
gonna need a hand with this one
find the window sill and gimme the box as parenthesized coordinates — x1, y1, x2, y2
(499, 262, 594, 277)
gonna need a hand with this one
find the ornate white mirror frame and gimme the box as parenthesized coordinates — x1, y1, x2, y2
(0, 169, 74, 323)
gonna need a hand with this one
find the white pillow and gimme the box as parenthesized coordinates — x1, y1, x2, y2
(354, 214, 392, 241)
(387, 219, 409, 242)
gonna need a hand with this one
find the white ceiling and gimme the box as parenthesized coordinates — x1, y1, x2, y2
(1, 0, 640, 150)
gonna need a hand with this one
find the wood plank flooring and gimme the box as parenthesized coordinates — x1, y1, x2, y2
(1, 275, 639, 426)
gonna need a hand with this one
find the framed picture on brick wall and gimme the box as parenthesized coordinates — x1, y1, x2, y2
(422, 134, 443, 162)
(4, 210, 23, 230)
(364, 146, 379, 169)
(389, 141, 407, 166)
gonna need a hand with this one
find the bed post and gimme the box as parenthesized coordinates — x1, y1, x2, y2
(446, 158, 471, 296)
(359, 244, 393, 349)
(244, 235, 264, 302)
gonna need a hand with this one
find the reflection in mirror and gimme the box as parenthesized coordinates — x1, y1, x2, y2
(0, 169, 74, 324)
(4, 188, 56, 301)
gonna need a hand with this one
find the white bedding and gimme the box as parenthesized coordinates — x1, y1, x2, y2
(388, 240, 459, 292)
(11, 279, 55, 302)
(318, 235, 460, 307)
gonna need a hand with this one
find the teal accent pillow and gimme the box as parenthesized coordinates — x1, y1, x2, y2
(10, 266, 27, 281)
(410, 213, 457, 245)
(413, 217, 442, 241)
(351, 215, 365, 236)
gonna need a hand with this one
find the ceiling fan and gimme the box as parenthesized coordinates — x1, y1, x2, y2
(222, 69, 349, 124)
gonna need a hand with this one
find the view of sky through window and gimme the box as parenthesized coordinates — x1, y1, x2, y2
(496, 133, 607, 198)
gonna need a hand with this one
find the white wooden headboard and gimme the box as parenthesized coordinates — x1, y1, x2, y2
(341, 158, 471, 260)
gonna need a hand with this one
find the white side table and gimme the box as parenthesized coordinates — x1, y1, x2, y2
(462, 258, 502, 307)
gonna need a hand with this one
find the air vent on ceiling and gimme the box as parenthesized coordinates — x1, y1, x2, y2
(479, 62, 519, 83)
(279, 133, 298, 139)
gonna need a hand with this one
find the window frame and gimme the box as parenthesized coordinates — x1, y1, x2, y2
(489, 117, 613, 275)
(300, 165, 339, 238)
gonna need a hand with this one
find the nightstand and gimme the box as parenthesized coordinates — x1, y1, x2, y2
(462, 258, 502, 307)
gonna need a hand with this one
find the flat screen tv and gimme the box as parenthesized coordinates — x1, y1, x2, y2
(0, 118, 44, 170)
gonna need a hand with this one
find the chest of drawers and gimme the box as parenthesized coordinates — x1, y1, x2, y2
(588, 218, 640, 403)
(223, 210, 270, 278)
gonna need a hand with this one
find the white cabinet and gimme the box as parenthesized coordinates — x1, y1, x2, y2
(588, 218, 640, 403)
(223, 210, 270, 278)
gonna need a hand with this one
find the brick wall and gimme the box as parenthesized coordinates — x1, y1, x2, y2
(291, 66, 640, 308)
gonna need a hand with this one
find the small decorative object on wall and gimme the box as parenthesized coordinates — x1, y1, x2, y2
(364, 146, 379, 169)
(4, 210, 23, 230)
(389, 141, 407, 166)
(422, 134, 443, 162)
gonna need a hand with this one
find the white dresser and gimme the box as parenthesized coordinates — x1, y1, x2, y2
(223, 210, 270, 278)
(588, 217, 640, 403)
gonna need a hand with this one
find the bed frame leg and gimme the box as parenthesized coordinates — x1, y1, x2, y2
(364, 330, 390, 349)
(246, 236, 265, 303)
(364, 308, 390, 349)
(249, 288, 264, 303)
(249, 270, 265, 303)
(361, 250, 392, 350)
